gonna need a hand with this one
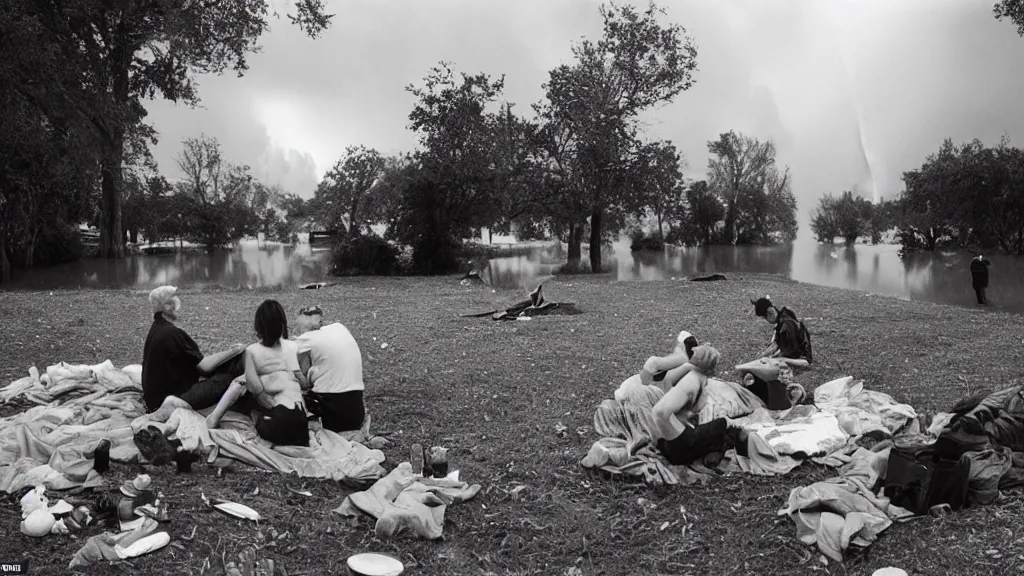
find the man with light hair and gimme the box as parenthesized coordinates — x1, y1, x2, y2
(292, 305, 366, 432)
(141, 286, 246, 413)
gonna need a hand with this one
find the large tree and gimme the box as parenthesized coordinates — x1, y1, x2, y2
(536, 1, 698, 272)
(705, 130, 792, 245)
(633, 140, 686, 242)
(398, 63, 513, 272)
(312, 145, 386, 238)
(0, 55, 99, 279)
(810, 191, 873, 245)
(1, 0, 332, 259)
(174, 134, 261, 249)
(681, 180, 724, 246)
(897, 140, 963, 251)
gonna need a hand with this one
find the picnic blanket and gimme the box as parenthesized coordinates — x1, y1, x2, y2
(582, 374, 919, 486)
(779, 445, 914, 562)
(0, 362, 385, 493)
(582, 375, 804, 484)
(333, 462, 481, 539)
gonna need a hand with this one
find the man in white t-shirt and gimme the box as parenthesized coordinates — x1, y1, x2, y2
(292, 305, 366, 432)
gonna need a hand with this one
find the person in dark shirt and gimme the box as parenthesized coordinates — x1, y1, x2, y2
(969, 255, 991, 305)
(751, 296, 813, 362)
(142, 286, 246, 413)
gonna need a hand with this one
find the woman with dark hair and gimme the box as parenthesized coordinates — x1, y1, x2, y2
(206, 299, 310, 447)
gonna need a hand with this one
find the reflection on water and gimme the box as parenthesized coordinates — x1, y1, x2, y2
(5, 244, 330, 290)
(485, 239, 1024, 315)
(6, 237, 1023, 315)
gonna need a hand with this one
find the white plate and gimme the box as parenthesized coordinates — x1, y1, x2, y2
(213, 501, 261, 521)
(347, 553, 404, 576)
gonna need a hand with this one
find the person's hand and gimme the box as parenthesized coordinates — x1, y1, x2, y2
(643, 356, 661, 375)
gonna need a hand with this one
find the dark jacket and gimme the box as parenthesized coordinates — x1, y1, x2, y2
(970, 257, 991, 288)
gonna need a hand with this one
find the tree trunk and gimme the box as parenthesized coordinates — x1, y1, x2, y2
(657, 212, 664, 242)
(567, 223, 582, 264)
(723, 201, 738, 245)
(98, 136, 126, 258)
(99, 15, 132, 259)
(0, 226, 10, 282)
(488, 228, 493, 244)
(349, 200, 360, 239)
(130, 228, 138, 244)
(23, 227, 37, 269)
(589, 209, 603, 273)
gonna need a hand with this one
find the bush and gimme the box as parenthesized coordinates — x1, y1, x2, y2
(11, 223, 83, 268)
(629, 229, 665, 252)
(330, 234, 400, 276)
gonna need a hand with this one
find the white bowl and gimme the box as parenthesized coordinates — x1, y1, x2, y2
(347, 553, 404, 576)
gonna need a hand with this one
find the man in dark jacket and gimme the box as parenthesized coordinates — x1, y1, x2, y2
(142, 286, 246, 413)
(969, 255, 991, 305)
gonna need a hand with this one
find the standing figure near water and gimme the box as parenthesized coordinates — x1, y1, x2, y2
(970, 254, 992, 305)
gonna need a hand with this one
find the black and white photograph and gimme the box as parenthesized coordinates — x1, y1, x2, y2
(2, 1, 1024, 574)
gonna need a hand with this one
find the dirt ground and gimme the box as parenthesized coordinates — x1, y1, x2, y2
(0, 273, 1022, 575)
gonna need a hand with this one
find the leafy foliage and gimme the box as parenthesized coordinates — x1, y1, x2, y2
(532, 1, 699, 271)
(898, 137, 1024, 254)
(705, 130, 797, 245)
(311, 146, 386, 237)
(392, 64, 515, 273)
(330, 234, 399, 276)
(995, 0, 1024, 36)
(810, 191, 874, 244)
(0, 0, 331, 257)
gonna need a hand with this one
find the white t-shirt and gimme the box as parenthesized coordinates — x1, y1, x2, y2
(292, 323, 364, 394)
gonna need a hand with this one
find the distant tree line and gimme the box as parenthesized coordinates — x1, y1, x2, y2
(23, 0, 1024, 280)
(809, 137, 1024, 255)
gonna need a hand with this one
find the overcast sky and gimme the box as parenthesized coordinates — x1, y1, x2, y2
(143, 0, 1024, 230)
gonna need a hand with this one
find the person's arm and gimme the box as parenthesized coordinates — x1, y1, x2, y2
(197, 344, 245, 375)
(297, 351, 313, 391)
(660, 362, 698, 389)
(644, 353, 690, 375)
(242, 350, 266, 398)
(759, 341, 779, 358)
(652, 377, 699, 439)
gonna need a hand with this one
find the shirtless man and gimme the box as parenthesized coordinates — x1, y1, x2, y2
(651, 345, 744, 466)
(206, 300, 309, 447)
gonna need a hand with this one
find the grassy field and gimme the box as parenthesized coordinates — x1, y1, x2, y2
(1, 273, 1023, 576)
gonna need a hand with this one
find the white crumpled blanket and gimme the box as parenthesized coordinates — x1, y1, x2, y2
(0, 362, 386, 492)
(779, 446, 914, 561)
(813, 376, 917, 437)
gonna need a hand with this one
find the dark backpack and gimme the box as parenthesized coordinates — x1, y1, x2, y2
(884, 440, 973, 515)
(775, 308, 813, 363)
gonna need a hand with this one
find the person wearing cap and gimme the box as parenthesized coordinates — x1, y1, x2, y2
(292, 305, 366, 432)
(750, 295, 813, 362)
(141, 286, 247, 413)
(650, 345, 744, 466)
(969, 254, 991, 305)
